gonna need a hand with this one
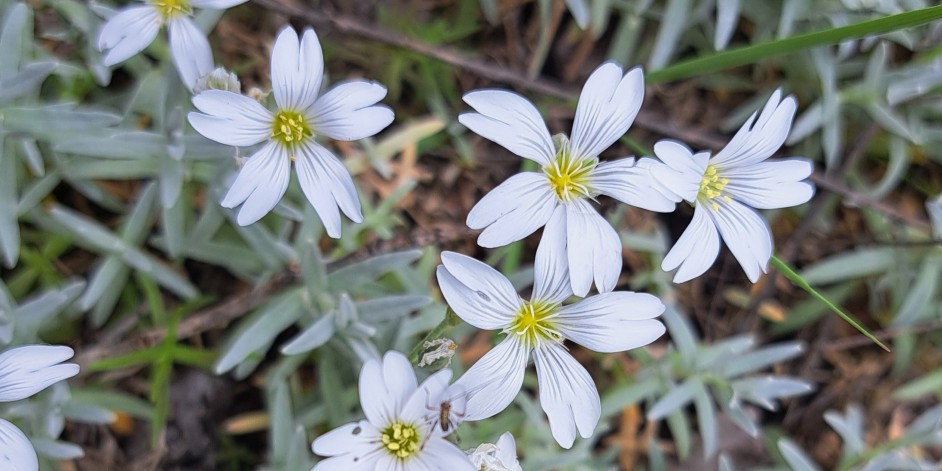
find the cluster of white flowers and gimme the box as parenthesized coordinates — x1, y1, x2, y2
(93, 6, 814, 468)
(0, 345, 79, 471)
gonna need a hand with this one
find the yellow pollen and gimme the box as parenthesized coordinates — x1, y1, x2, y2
(506, 300, 562, 349)
(380, 422, 420, 460)
(271, 110, 312, 148)
(150, 0, 192, 21)
(545, 137, 595, 202)
(698, 164, 730, 211)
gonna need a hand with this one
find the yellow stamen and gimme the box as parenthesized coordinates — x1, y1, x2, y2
(506, 300, 563, 349)
(270, 110, 312, 149)
(698, 164, 731, 211)
(150, 0, 192, 21)
(545, 136, 595, 202)
(380, 422, 420, 460)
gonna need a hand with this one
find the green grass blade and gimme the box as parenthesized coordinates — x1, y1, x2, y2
(647, 5, 942, 84)
(770, 256, 889, 352)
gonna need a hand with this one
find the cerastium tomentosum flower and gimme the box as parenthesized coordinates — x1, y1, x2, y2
(188, 26, 394, 233)
(645, 90, 814, 283)
(97, 0, 246, 90)
(0, 345, 79, 471)
(438, 214, 666, 448)
(467, 431, 522, 471)
(310, 351, 473, 470)
(459, 62, 676, 296)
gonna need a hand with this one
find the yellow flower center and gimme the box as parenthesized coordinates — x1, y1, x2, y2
(506, 300, 562, 349)
(150, 0, 192, 21)
(545, 137, 595, 202)
(380, 422, 421, 460)
(271, 110, 312, 150)
(698, 164, 732, 211)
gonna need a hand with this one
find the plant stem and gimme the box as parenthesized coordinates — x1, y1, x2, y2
(770, 256, 890, 352)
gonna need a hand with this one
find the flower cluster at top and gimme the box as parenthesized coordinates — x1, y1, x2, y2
(91, 4, 815, 468)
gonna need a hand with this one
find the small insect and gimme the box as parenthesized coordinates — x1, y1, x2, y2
(424, 385, 468, 436)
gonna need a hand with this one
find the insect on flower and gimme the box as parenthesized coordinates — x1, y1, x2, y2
(422, 383, 468, 436)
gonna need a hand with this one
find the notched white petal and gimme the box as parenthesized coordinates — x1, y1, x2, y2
(452, 337, 528, 421)
(556, 292, 666, 352)
(711, 89, 798, 168)
(591, 157, 677, 212)
(532, 343, 600, 449)
(565, 200, 622, 296)
(271, 26, 324, 111)
(295, 142, 363, 238)
(570, 63, 644, 159)
(0, 345, 78, 403)
(662, 204, 721, 283)
(168, 17, 214, 91)
(459, 90, 555, 166)
(708, 198, 774, 282)
(532, 206, 572, 304)
(467, 172, 557, 248)
(311, 80, 393, 141)
(97, 6, 161, 66)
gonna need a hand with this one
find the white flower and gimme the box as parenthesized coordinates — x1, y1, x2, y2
(437, 223, 666, 448)
(188, 27, 394, 233)
(459, 62, 676, 296)
(0, 345, 80, 471)
(467, 432, 522, 471)
(647, 90, 814, 283)
(97, 0, 245, 90)
(310, 351, 473, 471)
(193, 67, 241, 94)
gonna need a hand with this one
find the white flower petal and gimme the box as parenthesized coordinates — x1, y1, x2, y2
(556, 292, 665, 352)
(565, 0, 590, 28)
(452, 337, 528, 421)
(570, 63, 644, 159)
(402, 369, 452, 424)
(723, 158, 815, 209)
(532, 343, 600, 449)
(295, 142, 363, 238)
(495, 432, 521, 470)
(359, 352, 417, 427)
(219, 142, 290, 226)
(167, 17, 214, 91)
(437, 252, 520, 329)
(271, 27, 323, 111)
(0, 419, 37, 471)
(190, 0, 249, 8)
(647, 140, 710, 202)
(662, 204, 721, 283)
(311, 420, 380, 470)
(532, 205, 572, 304)
(708, 198, 774, 282)
(590, 157, 677, 212)
(189, 90, 272, 146)
(459, 90, 555, 166)
(97, 6, 160, 66)
(311, 80, 394, 141)
(565, 200, 622, 297)
(417, 438, 476, 470)
(0, 345, 78, 403)
(711, 90, 797, 168)
(467, 172, 557, 248)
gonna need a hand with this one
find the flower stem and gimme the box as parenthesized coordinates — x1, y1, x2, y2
(770, 255, 890, 352)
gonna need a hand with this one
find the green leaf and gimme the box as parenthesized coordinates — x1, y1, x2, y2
(771, 256, 889, 352)
(647, 5, 942, 84)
